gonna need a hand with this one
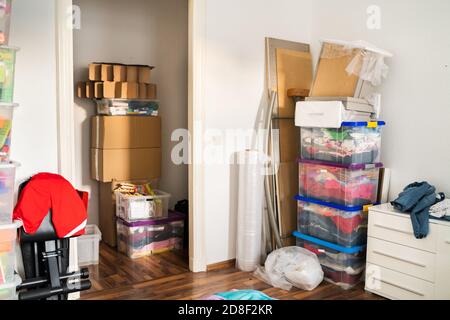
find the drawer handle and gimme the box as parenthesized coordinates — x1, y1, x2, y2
(372, 250, 427, 268)
(373, 278, 425, 297)
(445, 240, 450, 245)
(374, 223, 413, 235)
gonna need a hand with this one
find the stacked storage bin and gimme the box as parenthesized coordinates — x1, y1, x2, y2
(115, 188, 185, 259)
(294, 121, 385, 289)
(0, 0, 21, 300)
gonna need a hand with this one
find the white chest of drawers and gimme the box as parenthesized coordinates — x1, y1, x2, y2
(365, 203, 450, 300)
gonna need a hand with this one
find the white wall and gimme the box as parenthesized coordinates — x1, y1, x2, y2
(202, 0, 313, 264)
(73, 0, 188, 225)
(10, 0, 59, 185)
(309, 0, 450, 200)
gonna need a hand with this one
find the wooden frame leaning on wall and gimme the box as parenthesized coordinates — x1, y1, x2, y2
(55, 0, 208, 274)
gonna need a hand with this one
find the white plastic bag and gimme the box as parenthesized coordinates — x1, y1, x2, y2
(254, 246, 324, 291)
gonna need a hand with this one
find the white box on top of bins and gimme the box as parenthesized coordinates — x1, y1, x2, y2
(0, 0, 12, 46)
(116, 189, 171, 221)
(0, 221, 21, 287)
(0, 161, 19, 225)
(77, 225, 102, 266)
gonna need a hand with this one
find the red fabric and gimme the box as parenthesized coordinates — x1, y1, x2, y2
(13, 173, 88, 238)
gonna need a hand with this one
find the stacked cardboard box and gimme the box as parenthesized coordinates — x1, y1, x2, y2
(77, 63, 157, 100)
(91, 116, 162, 246)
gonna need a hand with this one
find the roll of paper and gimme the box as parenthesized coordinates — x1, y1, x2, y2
(236, 150, 264, 272)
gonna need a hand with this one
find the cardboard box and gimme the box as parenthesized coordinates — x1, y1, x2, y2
(76, 82, 86, 98)
(120, 82, 139, 99)
(99, 181, 117, 247)
(94, 82, 104, 99)
(274, 118, 299, 163)
(89, 63, 101, 81)
(310, 42, 364, 98)
(101, 64, 113, 82)
(138, 66, 153, 84)
(138, 83, 147, 99)
(91, 116, 161, 149)
(126, 65, 138, 82)
(91, 148, 161, 182)
(86, 82, 95, 99)
(113, 64, 127, 82)
(146, 83, 157, 99)
(103, 81, 121, 99)
(277, 161, 298, 240)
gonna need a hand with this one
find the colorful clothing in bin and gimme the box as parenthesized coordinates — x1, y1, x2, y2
(299, 160, 382, 207)
(294, 232, 366, 290)
(297, 196, 368, 247)
(300, 122, 384, 165)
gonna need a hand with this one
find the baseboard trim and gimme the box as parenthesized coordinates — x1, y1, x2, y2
(207, 259, 236, 272)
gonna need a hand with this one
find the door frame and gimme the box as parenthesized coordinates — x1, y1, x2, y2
(55, 0, 207, 272)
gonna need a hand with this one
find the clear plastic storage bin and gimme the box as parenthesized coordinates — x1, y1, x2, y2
(0, 161, 18, 225)
(0, 103, 17, 162)
(117, 210, 184, 259)
(116, 189, 170, 221)
(297, 196, 369, 248)
(77, 225, 102, 266)
(0, 221, 20, 285)
(294, 231, 366, 290)
(299, 160, 382, 207)
(0, 46, 17, 102)
(0, 274, 20, 300)
(301, 121, 385, 165)
(96, 99, 159, 116)
(0, 0, 12, 45)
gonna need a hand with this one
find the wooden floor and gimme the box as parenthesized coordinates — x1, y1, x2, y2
(81, 243, 384, 300)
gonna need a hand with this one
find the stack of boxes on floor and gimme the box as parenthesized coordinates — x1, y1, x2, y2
(0, 0, 21, 300)
(77, 62, 184, 260)
(293, 40, 391, 289)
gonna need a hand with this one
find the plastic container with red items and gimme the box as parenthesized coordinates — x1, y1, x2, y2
(299, 159, 382, 207)
(296, 196, 369, 248)
(294, 231, 366, 290)
(0, 0, 12, 46)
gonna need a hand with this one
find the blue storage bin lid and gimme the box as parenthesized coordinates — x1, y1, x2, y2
(295, 195, 372, 212)
(293, 231, 366, 254)
(341, 121, 386, 127)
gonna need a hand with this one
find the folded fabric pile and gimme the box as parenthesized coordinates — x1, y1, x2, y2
(391, 182, 445, 239)
(430, 199, 450, 219)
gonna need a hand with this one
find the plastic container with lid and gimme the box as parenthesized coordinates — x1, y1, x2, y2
(77, 225, 102, 267)
(116, 189, 171, 221)
(0, 274, 20, 300)
(96, 99, 159, 116)
(301, 121, 385, 165)
(0, 46, 18, 102)
(0, 221, 21, 286)
(0, 103, 17, 162)
(0, 0, 12, 45)
(299, 159, 382, 207)
(116, 210, 184, 259)
(294, 231, 366, 290)
(296, 196, 370, 248)
(0, 161, 19, 225)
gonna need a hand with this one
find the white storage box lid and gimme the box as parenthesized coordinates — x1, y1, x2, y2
(295, 99, 377, 128)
